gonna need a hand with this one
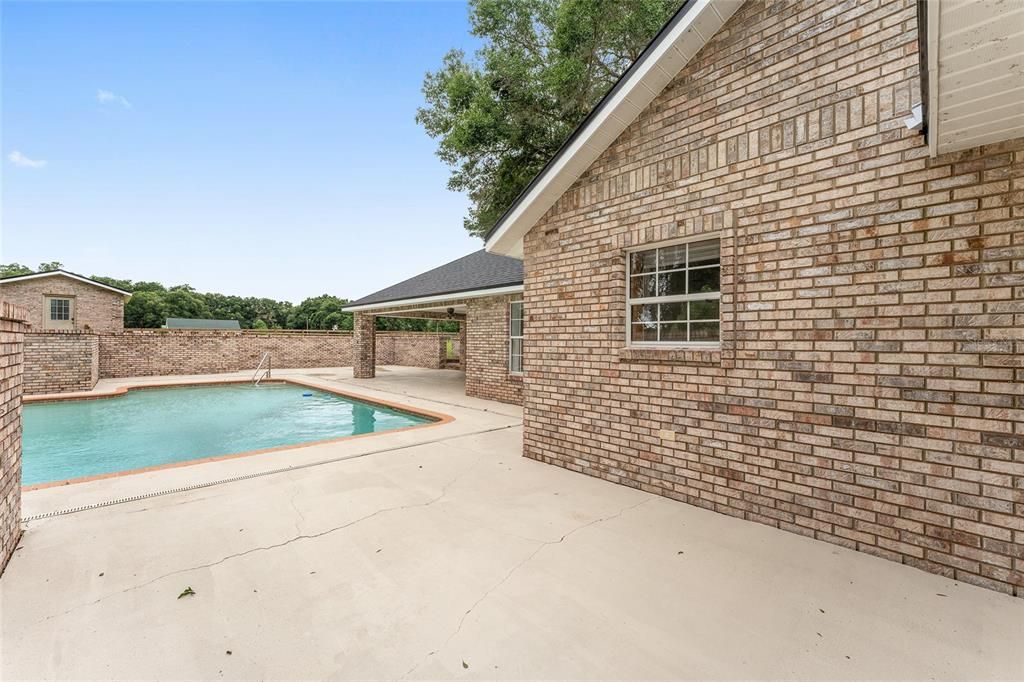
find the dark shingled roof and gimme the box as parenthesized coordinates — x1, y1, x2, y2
(346, 250, 523, 308)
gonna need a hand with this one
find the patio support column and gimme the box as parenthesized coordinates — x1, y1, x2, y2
(353, 312, 376, 378)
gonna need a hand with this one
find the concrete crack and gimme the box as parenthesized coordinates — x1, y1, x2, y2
(38, 459, 483, 624)
(400, 497, 651, 679)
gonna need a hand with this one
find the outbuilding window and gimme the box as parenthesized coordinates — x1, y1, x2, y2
(509, 301, 524, 373)
(627, 237, 720, 345)
(49, 297, 71, 321)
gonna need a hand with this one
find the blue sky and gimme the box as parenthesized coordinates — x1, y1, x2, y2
(1, 1, 483, 302)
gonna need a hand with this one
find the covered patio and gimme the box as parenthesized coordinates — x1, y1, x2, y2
(344, 250, 525, 405)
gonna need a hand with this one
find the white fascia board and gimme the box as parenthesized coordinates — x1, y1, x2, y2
(927, 0, 940, 157)
(342, 284, 524, 313)
(484, 0, 742, 257)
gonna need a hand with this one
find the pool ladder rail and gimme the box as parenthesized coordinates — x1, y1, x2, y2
(253, 352, 272, 385)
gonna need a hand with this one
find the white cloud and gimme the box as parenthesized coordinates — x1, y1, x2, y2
(7, 150, 47, 169)
(96, 89, 132, 108)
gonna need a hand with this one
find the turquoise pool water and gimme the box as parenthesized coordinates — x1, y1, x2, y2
(23, 383, 433, 485)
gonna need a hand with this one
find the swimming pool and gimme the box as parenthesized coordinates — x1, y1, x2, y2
(23, 382, 436, 486)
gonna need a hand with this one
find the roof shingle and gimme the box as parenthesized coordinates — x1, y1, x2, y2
(346, 250, 523, 308)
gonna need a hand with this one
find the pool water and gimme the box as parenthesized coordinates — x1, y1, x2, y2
(23, 382, 433, 485)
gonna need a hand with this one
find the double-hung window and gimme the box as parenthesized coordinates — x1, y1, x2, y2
(509, 301, 524, 373)
(627, 237, 721, 345)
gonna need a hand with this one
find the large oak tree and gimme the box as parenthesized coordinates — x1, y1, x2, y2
(418, 0, 680, 237)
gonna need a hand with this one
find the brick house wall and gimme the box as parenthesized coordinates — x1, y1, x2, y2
(0, 301, 28, 577)
(521, 0, 1023, 595)
(24, 332, 99, 394)
(465, 294, 523, 405)
(0, 275, 125, 333)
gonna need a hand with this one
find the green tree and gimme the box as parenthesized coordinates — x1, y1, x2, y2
(163, 288, 210, 320)
(37, 261, 63, 272)
(252, 319, 268, 330)
(418, 0, 680, 236)
(287, 294, 352, 330)
(124, 291, 166, 328)
(91, 275, 135, 291)
(0, 263, 32, 278)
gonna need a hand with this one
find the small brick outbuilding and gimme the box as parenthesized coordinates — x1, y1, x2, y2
(0, 270, 130, 333)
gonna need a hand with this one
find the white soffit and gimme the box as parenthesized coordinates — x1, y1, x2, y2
(928, 0, 1024, 156)
(485, 0, 744, 257)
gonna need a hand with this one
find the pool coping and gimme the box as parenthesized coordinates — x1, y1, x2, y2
(22, 376, 455, 492)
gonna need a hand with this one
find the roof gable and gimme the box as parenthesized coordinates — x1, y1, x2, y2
(484, 0, 743, 257)
(344, 250, 523, 310)
(0, 269, 132, 297)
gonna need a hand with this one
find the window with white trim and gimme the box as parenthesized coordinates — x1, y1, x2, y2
(509, 301, 524, 373)
(627, 237, 720, 345)
(49, 297, 72, 321)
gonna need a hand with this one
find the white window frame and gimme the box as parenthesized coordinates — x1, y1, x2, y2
(626, 233, 722, 348)
(508, 300, 524, 375)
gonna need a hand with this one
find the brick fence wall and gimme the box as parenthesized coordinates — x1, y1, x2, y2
(24, 332, 98, 395)
(376, 332, 455, 369)
(522, 0, 1023, 595)
(98, 329, 356, 379)
(0, 301, 28, 577)
(95, 329, 455, 380)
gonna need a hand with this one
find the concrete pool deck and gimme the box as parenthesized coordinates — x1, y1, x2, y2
(3, 368, 1022, 679)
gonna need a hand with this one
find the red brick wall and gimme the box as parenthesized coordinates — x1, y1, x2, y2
(522, 0, 1023, 595)
(465, 294, 523, 405)
(0, 275, 124, 333)
(24, 332, 99, 394)
(0, 301, 28, 577)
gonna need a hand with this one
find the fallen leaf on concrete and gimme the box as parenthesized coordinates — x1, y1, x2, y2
(178, 586, 196, 599)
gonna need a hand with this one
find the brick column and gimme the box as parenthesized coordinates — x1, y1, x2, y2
(353, 312, 376, 378)
(0, 301, 28, 577)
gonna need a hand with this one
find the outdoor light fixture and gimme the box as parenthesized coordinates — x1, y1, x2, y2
(446, 307, 455, 319)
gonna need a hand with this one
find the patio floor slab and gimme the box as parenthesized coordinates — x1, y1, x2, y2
(3, 368, 1022, 679)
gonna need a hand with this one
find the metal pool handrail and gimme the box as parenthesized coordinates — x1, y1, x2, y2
(253, 352, 271, 385)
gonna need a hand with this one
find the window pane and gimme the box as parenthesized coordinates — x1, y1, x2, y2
(630, 304, 657, 325)
(689, 299, 719, 321)
(630, 275, 656, 298)
(689, 239, 720, 267)
(659, 302, 686, 322)
(631, 323, 658, 342)
(511, 316, 522, 337)
(630, 249, 657, 275)
(658, 244, 687, 270)
(690, 322, 720, 342)
(688, 267, 720, 294)
(510, 338, 523, 372)
(660, 323, 688, 342)
(657, 271, 686, 296)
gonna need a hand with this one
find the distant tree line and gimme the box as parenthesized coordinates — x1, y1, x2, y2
(0, 262, 457, 332)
